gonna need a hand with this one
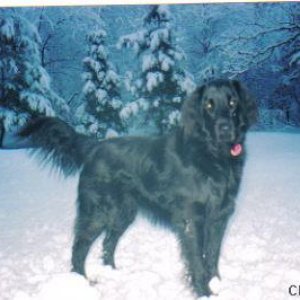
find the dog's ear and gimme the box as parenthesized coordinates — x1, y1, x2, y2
(232, 80, 258, 127)
(181, 85, 205, 138)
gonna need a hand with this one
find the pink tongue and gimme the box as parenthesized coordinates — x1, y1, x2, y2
(231, 143, 242, 157)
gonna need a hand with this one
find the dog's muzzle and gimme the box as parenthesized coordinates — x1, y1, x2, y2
(216, 120, 235, 142)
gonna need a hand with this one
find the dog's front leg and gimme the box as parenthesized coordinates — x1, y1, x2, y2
(203, 218, 228, 282)
(203, 202, 235, 281)
(176, 217, 211, 297)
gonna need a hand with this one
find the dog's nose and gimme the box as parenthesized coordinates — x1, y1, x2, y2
(219, 122, 231, 133)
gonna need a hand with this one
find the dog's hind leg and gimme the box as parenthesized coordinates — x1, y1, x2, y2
(102, 203, 137, 268)
(72, 222, 104, 276)
(71, 195, 106, 276)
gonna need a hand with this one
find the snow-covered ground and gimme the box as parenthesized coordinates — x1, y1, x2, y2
(1, 132, 300, 300)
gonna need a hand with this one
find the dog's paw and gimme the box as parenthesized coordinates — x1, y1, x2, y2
(209, 276, 222, 296)
(183, 271, 192, 285)
(193, 281, 212, 298)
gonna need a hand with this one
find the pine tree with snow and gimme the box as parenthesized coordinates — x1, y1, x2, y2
(118, 5, 195, 135)
(0, 14, 69, 131)
(77, 29, 124, 139)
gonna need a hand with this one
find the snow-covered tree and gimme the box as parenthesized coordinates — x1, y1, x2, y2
(184, 4, 230, 82)
(223, 3, 300, 126)
(76, 29, 124, 138)
(0, 13, 69, 131)
(219, 3, 299, 76)
(118, 5, 195, 135)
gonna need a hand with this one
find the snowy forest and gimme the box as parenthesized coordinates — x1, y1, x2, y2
(1, 4, 300, 300)
(0, 2, 299, 138)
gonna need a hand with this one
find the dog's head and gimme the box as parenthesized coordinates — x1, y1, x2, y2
(181, 79, 257, 156)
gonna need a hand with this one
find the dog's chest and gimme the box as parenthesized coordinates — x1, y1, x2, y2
(144, 159, 238, 209)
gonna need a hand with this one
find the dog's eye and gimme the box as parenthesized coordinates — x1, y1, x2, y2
(205, 99, 214, 112)
(228, 98, 237, 109)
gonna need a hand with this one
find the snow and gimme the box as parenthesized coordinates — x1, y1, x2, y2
(117, 30, 148, 54)
(157, 5, 171, 21)
(95, 45, 107, 60)
(106, 70, 119, 85)
(118, 5, 196, 132)
(82, 72, 92, 81)
(169, 48, 185, 61)
(0, 17, 15, 40)
(0, 58, 18, 75)
(20, 92, 55, 116)
(88, 122, 99, 134)
(80, 29, 123, 138)
(82, 80, 96, 94)
(111, 98, 122, 109)
(124, 71, 134, 93)
(150, 28, 170, 51)
(95, 89, 108, 103)
(105, 129, 119, 139)
(0, 108, 28, 130)
(120, 98, 148, 120)
(142, 54, 157, 72)
(96, 71, 105, 82)
(89, 30, 107, 42)
(146, 72, 164, 92)
(158, 51, 174, 72)
(168, 110, 181, 126)
(120, 101, 139, 120)
(0, 14, 69, 128)
(179, 74, 196, 95)
(1, 132, 300, 300)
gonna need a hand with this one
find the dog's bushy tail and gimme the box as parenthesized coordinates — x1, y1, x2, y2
(18, 117, 97, 176)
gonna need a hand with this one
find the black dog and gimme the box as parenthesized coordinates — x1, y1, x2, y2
(1, 79, 257, 297)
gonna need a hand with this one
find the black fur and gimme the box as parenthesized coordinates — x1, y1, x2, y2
(19, 117, 98, 176)
(12, 79, 257, 297)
